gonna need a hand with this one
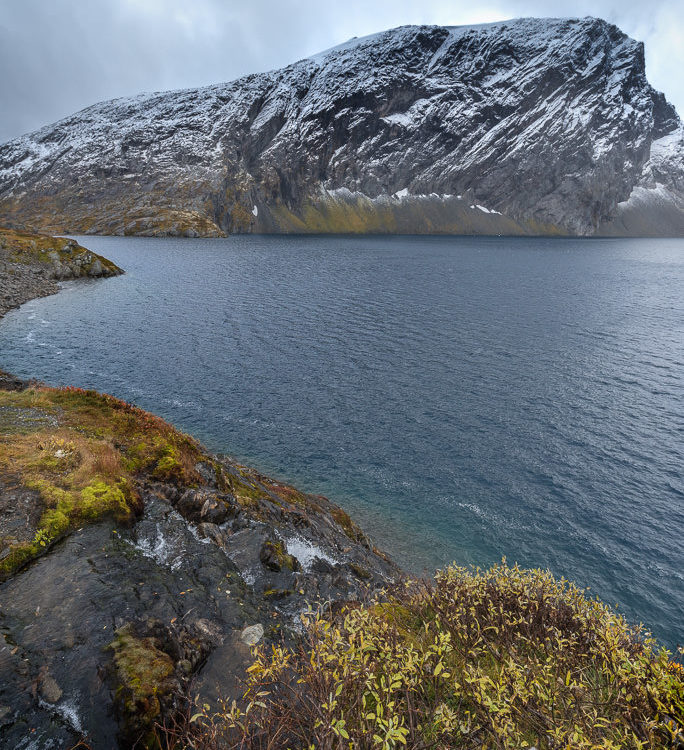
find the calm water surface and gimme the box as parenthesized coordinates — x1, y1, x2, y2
(1, 235, 682, 648)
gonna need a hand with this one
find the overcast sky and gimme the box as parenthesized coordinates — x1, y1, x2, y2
(1, 0, 682, 143)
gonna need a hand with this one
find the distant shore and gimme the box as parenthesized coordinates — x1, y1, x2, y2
(0, 225, 122, 320)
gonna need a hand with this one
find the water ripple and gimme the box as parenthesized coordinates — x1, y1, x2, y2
(0, 234, 682, 648)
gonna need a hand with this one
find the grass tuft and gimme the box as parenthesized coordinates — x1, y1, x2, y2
(0, 384, 206, 578)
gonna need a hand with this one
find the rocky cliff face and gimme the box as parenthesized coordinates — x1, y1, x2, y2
(0, 17, 683, 237)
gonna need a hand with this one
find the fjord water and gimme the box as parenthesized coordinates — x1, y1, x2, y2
(0, 235, 682, 648)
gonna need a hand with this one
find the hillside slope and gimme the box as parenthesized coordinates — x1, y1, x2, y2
(0, 376, 396, 747)
(0, 17, 683, 236)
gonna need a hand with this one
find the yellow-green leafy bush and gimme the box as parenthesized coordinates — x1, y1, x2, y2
(187, 563, 684, 749)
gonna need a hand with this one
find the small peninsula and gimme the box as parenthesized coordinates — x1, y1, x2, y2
(0, 225, 122, 319)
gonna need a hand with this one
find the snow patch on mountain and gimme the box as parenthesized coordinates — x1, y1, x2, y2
(0, 17, 682, 236)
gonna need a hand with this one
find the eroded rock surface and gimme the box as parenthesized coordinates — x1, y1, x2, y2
(0, 379, 398, 748)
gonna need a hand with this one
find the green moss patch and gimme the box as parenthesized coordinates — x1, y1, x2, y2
(107, 623, 176, 747)
(0, 384, 208, 578)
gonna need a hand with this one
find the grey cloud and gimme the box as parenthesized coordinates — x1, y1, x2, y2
(0, 0, 682, 143)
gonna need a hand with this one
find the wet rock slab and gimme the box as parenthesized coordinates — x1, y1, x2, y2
(0, 466, 399, 748)
(0, 502, 254, 747)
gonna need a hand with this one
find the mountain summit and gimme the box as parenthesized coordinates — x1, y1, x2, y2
(1, 17, 683, 236)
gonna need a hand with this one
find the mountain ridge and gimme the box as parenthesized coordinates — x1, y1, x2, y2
(1, 16, 683, 237)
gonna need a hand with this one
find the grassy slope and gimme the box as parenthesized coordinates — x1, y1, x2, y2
(0, 381, 309, 579)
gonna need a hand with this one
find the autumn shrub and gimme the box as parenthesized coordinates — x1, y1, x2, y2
(183, 562, 684, 749)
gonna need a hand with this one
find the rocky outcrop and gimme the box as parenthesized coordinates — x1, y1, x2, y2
(0, 17, 682, 237)
(0, 226, 123, 319)
(0, 376, 398, 748)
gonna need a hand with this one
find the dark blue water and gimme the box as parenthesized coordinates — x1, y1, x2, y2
(0, 235, 682, 648)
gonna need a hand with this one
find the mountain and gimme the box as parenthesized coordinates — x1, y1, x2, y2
(1, 17, 683, 237)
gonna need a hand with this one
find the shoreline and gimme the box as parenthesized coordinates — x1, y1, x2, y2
(0, 230, 402, 747)
(0, 225, 123, 320)
(0, 372, 400, 747)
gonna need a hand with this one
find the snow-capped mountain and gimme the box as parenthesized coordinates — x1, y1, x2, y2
(1, 17, 683, 236)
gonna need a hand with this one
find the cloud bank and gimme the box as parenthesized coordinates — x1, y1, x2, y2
(0, 0, 681, 143)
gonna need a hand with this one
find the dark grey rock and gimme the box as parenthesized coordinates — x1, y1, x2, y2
(0, 462, 399, 749)
(197, 521, 227, 547)
(200, 496, 228, 525)
(176, 489, 205, 521)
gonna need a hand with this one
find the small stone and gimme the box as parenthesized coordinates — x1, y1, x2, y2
(200, 497, 227, 525)
(177, 659, 193, 676)
(197, 522, 226, 546)
(39, 672, 63, 703)
(176, 489, 203, 520)
(88, 258, 103, 277)
(240, 624, 264, 646)
(193, 618, 223, 644)
(194, 461, 217, 484)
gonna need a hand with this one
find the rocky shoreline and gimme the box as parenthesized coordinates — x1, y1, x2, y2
(0, 238, 398, 748)
(0, 374, 398, 748)
(1, 234, 682, 750)
(0, 225, 122, 319)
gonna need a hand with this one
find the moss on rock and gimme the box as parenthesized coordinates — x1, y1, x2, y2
(107, 622, 177, 748)
(259, 539, 300, 572)
(0, 384, 207, 578)
(0, 225, 123, 277)
(331, 506, 368, 545)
